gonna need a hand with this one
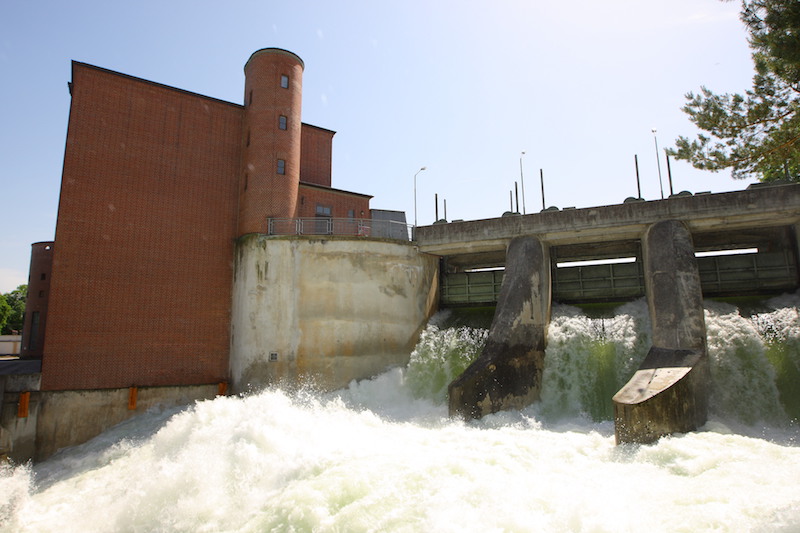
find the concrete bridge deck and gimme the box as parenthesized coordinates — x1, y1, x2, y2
(415, 184, 800, 268)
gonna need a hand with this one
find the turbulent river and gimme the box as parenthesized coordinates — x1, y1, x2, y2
(1, 297, 799, 532)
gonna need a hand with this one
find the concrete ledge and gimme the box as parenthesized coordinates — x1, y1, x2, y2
(3, 380, 223, 463)
(613, 347, 707, 444)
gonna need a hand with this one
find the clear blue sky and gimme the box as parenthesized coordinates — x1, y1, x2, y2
(0, 0, 753, 293)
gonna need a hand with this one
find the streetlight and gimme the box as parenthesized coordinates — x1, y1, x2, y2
(519, 151, 527, 214)
(414, 166, 426, 227)
(652, 129, 664, 199)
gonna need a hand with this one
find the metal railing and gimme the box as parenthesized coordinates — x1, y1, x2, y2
(267, 217, 412, 240)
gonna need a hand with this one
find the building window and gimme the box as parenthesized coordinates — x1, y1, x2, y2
(348, 209, 355, 218)
(248, 89, 253, 105)
(280, 75, 289, 89)
(279, 115, 287, 130)
(316, 205, 332, 217)
(29, 312, 40, 351)
(277, 159, 286, 175)
(40, 273, 46, 281)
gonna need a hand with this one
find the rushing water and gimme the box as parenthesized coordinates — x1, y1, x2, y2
(2, 298, 799, 532)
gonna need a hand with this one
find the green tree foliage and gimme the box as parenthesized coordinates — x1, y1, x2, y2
(1, 285, 27, 335)
(672, 0, 800, 181)
(0, 294, 11, 334)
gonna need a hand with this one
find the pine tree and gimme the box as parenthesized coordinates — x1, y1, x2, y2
(672, 0, 800, 181)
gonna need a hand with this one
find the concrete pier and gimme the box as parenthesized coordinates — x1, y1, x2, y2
(448, 236, 551, 419)
(613, 220, 709, 444)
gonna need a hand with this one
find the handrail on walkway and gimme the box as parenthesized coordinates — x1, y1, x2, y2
(267, 217, 412, 240)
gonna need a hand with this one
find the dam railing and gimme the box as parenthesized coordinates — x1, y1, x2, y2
(267, 217, 412, 240)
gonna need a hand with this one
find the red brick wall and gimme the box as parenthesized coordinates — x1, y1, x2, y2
(297, 183, 371, 220)
(41, 63, 241, 390)
(300, 124, 334, 187)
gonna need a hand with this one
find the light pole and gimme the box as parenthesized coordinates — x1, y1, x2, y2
(519, 151, 527, 214)
(652, 129, 664, 199)
(414, 166, 426, 227)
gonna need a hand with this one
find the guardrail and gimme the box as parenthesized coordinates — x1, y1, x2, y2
(267, 217, 412, 240)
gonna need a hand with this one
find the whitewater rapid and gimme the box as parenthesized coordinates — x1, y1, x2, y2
(1, 298, 799, 532)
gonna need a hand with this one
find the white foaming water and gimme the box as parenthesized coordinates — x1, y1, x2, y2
(2, 299, 800, 532)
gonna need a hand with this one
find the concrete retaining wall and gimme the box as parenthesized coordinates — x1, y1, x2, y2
(1, 377, 219, 463)
(230, 235, 439, 393)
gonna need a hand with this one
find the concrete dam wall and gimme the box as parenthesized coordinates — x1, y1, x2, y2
(427, 185, 800, 443)
(230, 235, 439, 393)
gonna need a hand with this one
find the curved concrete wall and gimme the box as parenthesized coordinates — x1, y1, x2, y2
(230, 235, 439, 393)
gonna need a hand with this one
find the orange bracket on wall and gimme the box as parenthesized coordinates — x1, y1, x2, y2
(17, 391, 30, 418)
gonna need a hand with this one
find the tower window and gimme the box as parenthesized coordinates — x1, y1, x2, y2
(277, 159, 286, 175)
(30, 311, 40, 351)
(279, 115, 287, 130)
(280, 75, 289, 89)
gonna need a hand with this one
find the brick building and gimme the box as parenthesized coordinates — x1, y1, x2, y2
(23, 48, 373, 391)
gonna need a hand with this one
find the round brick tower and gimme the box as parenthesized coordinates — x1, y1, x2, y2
(21, 241, 54, 358)
(239, 48, 304, 235)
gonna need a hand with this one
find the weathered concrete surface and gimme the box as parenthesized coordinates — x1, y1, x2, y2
(613, 348, 706, 444)
(0, 372, 41, 463)
(230, 235, 439, 393)
(448, 236, 550, 419)
(613, 220, 708, 444)
(34, 384, 219, 461)
(3, 378, 218, 463)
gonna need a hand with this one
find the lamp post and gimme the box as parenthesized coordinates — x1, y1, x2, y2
(652, 129, 664, 199)
(519, 151, 527, 214)
(414, 166, 426, 227)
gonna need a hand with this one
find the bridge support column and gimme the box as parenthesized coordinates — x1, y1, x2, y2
(448, 236, 551, 419)
(613, 219, 708, 444)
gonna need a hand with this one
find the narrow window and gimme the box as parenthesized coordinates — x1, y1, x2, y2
(280, 75, 289, 89)
(249, 89, 253, 105)
(348, 209, 355, 218)
(40, 273, 46, 281)
(38, 290, 44, 298)
(244, 173, 248, 190)
(279, 115, 287, 130)
(277, 159, 286, 175)
(29, 312, 40, 351)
